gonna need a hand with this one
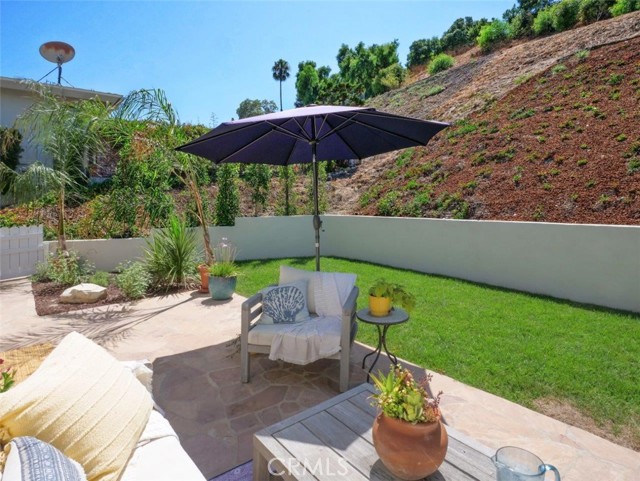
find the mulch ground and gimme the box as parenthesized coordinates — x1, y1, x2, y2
(32, 281, 129, 316)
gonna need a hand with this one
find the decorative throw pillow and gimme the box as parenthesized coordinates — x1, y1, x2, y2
(0, 331, 153, 481)
(3, 437, 87, 481)
(279, 266, 319, 314)
(259, 280, 310, 324)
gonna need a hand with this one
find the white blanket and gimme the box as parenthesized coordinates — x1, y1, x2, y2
(268, 271, 356, 365)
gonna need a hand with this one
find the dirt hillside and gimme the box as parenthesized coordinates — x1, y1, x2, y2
(329, 12, 640, 224)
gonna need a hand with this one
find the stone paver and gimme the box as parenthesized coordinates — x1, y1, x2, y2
(1, 277, 638, 481)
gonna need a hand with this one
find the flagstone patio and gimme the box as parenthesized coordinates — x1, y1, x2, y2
(1, 277, 638, 481)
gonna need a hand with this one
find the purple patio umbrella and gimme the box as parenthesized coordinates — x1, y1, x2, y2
(176, 105, 448, 271)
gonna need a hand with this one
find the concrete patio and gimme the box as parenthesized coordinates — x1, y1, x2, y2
(1, 277, 638, 481)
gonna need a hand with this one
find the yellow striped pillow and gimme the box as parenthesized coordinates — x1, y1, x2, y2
(0, 332, 153, 481)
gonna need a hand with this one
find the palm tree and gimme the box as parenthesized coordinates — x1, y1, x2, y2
(0, 83, 111, 251)
(272, 59, 290, 111)
(272, 59, 293, 215)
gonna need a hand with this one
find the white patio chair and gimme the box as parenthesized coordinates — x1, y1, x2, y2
(240, 266, 359, 392)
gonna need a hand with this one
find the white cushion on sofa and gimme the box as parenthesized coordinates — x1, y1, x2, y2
(119, 411, 205, 481)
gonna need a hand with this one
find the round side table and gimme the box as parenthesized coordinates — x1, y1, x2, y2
(356, 307, 409, 381)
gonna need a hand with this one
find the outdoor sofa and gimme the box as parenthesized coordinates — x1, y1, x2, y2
(0, 332, 205, 481)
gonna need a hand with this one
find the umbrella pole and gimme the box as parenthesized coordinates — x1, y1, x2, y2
(312, 142, 322, 271)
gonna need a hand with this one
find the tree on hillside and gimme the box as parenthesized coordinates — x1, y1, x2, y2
(407, 37, 442, 68)
(337, 40, 405, 99)
(236, 99, 277, 120)
(0, 83, 111, 251)
(441, 17, 489, 52)
(272, 59, 290, 111)
(236, 99, 277, 215)
(295, 61, 321, 106)
(504, 0, 558, 36)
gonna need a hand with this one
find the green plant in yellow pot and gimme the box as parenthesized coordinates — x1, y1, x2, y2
(368, 279, 416, 317)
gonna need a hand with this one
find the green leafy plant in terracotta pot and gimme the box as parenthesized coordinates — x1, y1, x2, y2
(208, 238, 239, 300)
(368, 279, 416, 317)
(370, 365, 447, 480)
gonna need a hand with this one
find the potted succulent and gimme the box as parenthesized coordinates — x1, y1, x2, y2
(370, 365, 447, 480)
(207, 238, 239, 300)
(368, 279, 416, 317)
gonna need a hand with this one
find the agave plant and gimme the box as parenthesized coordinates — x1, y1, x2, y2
(145, 214, 198, 290)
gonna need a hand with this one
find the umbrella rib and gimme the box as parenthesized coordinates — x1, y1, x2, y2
(290, 118, 312, 142)
(216, 128, 287, 163)
(320, 113, 433, 146)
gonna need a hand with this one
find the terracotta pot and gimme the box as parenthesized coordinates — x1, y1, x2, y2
(198, 265, 209, 293)
(372, 413, 448, 480)
(369, 295, 392, 317)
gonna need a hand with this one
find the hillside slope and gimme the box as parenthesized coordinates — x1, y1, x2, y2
(329, 12, 640, 224)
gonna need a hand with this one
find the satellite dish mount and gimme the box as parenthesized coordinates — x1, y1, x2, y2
(39, 41, 75, 85)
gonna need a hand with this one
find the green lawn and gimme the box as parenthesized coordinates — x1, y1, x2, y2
(236, 257, 640, 447)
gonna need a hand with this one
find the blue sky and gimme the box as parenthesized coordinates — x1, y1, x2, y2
(1, 1, 512, 125)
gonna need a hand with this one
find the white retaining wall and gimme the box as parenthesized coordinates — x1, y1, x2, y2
(322, 216, 640, 313)
(43, 215, 640, 313)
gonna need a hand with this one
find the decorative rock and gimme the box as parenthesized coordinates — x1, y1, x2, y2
(60, 283, 107, 304)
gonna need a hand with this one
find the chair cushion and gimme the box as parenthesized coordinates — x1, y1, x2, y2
(0, 332, 153, 481)
(3, 436, 87, 481)
(314, 272, 357, 317)
(259, 280, 309, 324)
(249, 317, 342, 365)
(279, 266, 319, 314)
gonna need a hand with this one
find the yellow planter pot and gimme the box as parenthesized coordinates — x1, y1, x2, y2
(369, 295, 392, 317)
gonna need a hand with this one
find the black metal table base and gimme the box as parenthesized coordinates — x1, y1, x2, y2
(362, 324, 400, 381)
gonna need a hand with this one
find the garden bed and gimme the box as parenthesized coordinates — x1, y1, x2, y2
(32, 281, 129, 316)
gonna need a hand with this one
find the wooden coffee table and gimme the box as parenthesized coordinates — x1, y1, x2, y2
(253, 383, 497, 480)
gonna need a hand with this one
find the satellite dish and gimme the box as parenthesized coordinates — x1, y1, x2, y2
(39, 41, 75, 85)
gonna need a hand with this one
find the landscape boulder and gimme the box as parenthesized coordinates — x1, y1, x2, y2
(60, 283, 108, 304)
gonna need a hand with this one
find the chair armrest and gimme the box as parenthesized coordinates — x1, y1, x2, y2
(342, 286, 359, 318)
(241, 292, 263, 336)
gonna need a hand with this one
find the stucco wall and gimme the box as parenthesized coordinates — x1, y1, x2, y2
(45, 215, 640, 313)
(0, 87, 52, 169)
(322, 216, 640, 313)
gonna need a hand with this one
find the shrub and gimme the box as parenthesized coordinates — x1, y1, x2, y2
(428, 54, 454, 75)
(477, 20, 511, 53)
(145, 215, 198, 290)
(579, 0, 615, 23)
(116, 262, 151, 299)
(553, 0, 581, 31)
(33, 251, 93, 286)
(610, 0, 639, 16)
(533, 8, 556, 35)
(89, 271, 110, 287)
(214, 164, 240, 226)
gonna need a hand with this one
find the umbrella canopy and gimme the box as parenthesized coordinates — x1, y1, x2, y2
(177, 105, 449, 270)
